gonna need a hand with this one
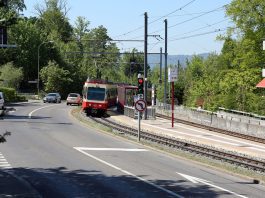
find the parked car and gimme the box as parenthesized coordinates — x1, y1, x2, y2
(43, 93, 61, 103)
(0, 92, 5, 110)
(66, 93, 82, 106)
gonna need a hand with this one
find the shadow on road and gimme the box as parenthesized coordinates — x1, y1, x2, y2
(1, 114, 51, 120)
(0, 166, 237, 198)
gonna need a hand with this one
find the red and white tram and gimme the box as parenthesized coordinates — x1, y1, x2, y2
(82, 79, 117, 116)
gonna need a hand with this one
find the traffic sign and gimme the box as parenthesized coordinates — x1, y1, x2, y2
(168, 67, 178, 82)
(135, 99, 146, 112)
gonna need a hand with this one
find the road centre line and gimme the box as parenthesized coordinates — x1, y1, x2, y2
(74, 147, 183, 198)
(138, 120, 265, 151)
(28, 104, 58, 118)
(75, 147, 148, 151)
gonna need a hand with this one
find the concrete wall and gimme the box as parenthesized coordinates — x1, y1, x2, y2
(155, 103, 265, 138)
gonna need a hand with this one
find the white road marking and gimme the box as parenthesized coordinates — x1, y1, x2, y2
(0, 161, 9, 164)
(76, 147, 148, 152)
(177, 172, 248, 198)
(28, 104, 58, 118)
(138, 120, 265, 152)
(74, 147, 183, 198)
(0, 152, 12, 169)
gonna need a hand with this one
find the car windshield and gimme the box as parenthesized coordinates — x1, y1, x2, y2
(69, 94, 78, 97)
(47, 93, 56, 97)
(87, 87, 105, 101)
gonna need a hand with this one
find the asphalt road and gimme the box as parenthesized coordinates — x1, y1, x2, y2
(0, 101, 265, 197)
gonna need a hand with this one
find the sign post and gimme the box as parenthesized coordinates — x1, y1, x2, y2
(262, 69, 265, 77)
(168, 67, 178, 128)
(135, 99, 147, 141)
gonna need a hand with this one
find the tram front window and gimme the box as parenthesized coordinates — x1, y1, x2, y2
(87, 87, 105, 101)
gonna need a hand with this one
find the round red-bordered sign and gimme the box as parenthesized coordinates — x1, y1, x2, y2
(135, 99, 147, 112)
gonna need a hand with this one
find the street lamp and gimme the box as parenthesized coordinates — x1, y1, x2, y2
(37, 40, 53, 99)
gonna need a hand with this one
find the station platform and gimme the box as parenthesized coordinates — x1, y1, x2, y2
(109, 113, 265, 160)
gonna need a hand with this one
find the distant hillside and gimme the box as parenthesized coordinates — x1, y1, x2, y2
(148, 53, 209, 68)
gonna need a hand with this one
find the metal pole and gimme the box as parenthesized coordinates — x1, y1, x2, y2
(37, 44, 41, 99)
(144, 12, 148, 119)
(172, 81, 174, 127)
(164, 19, 168, 107)
(159, 47, 162, 84)
(138, 111, 141, 141)
(37, 41, 53, 99)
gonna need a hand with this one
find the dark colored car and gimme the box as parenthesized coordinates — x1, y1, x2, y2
(66, 93, 82, 106)
(43, 93, 61, 103)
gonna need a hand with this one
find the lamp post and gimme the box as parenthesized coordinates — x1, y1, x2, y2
(37, 40, 53, 99)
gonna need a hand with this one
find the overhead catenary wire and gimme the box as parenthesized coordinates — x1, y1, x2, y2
(170, 18, 229, 39)
(169, 28, 226, 41)
(113, 0, 197, 39)
(148, 0, 197, 25)
(71, 3, 230, 55)
(126, 17, 228, 42)
(149, 5, 226, 35)
(125, 4, 227, 42)
(122, 23, 226, 53)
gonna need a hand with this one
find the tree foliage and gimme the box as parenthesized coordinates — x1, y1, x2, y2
(40, 61, 72, 95)
(176, 0, 265, 115)
(0, 62, 23, 89)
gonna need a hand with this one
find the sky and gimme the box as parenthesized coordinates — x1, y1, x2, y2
(23, 0, 233, 55)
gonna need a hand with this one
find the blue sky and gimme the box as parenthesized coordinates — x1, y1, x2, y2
(23, 0, 232, 55)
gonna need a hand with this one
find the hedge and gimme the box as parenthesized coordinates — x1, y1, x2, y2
(0, 87, 26, 102)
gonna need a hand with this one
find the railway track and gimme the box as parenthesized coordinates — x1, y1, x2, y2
(156, 113, 265, 144)
(84, 113, 265, 173)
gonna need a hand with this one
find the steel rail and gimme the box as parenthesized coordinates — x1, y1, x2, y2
(84, 114, 265, 172)
(156, 113, 265, 144)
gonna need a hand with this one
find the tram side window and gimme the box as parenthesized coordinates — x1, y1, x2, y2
(108, 88, 116, 98)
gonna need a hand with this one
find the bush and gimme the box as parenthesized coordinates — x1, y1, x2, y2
(0, 87, 27, 102)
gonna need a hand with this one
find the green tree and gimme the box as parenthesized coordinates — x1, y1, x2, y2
(0, 0, 26, 64)
(119, 49, 145, 85)
(219, 68, 260, 111)
(0, 62, 23, 89)
(183, 55, 204, 106)
(35, 0, 72, 42)
(76, 25, 120, 81)
(40, 61, 72, 96)
(0, 0, 26, 27)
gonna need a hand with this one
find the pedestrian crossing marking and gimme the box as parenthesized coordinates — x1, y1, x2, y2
(0, 152, 12, 169)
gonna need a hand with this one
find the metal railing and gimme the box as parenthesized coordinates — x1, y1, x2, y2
(124, 105, 156, 120)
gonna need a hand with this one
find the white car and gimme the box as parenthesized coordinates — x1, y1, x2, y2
(66, 93, 82, 106)
(0, 92, 5, 110)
